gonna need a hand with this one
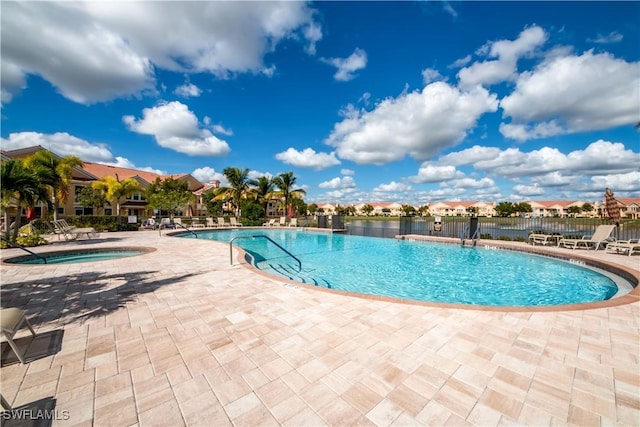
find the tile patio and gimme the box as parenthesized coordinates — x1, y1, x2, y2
(0, 230, 638, 426)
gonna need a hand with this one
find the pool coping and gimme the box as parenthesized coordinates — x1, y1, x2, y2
(2, 246, 157, 265)
(228, 232, 639, 313)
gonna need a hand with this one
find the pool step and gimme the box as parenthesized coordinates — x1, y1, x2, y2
(267, 262, 331, 289)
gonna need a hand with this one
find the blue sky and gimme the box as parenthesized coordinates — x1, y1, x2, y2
(1, 1, 639, 205)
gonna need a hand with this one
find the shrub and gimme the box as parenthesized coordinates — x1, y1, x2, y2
(497, 235, 512, 241)
(16, 233, 48, 247)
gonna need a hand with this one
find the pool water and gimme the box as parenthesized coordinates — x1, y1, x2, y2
(7, 250, 146, 265)
(185, 229, 619, 307)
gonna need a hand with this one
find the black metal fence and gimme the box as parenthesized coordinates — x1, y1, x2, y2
(346, 216, 640, 242)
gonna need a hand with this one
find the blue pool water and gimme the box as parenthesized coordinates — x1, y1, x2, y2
(183, 229, 618, 307)
(6, 249, 146, 265)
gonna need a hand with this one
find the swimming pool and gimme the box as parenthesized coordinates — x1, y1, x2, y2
(181, 229, 621, 307)
(4, 248, 152, 265)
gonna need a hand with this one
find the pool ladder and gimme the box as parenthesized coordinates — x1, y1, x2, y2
(1, 236, 47, 263)
(459, 226, 479, 247)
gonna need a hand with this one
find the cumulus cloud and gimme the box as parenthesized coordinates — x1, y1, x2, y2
(421, 68, 446, 85)
(1, 2, 322, 104)
(319, 176, 356, 189)
(322, 48, 367, 81)
(1, 131, 114, 163)
(409, 164, 460, 183)
(458, 25, 547, 89)
(275, 147, 340, 170)
(123, 101, 231, 156)
(192, 166, 227, 185)
(373, 181, 411, 192)
(590, 171, 640, 192)
(500, 51, 640, 140)
(325, 82, 498, 164)
(174, 82, 202, 98)
(340, 168, 355, 176)
(440, 140, 639, 178)
(512, 184, 545, 197)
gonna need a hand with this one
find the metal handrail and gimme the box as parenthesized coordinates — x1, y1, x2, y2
(0, 236, 47, 263)
(230, 234, 302, 271)
(173, 222, 198, 238)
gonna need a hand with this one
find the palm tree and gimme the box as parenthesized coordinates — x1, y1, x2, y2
(214, 167, 252, 217)
(249, 175, 275, 220)
(1, 159, 52, 240)
(272, 171, 306, 216)
(23, 150, 83, 221)
(92, 175, 141, 224)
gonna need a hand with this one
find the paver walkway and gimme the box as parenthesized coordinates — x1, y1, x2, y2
(1, 230, 638, 426)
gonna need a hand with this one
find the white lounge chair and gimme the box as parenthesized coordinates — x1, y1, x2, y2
(604, 239, 640, 256)
(229, 217, 243, 227)
(216, 217, 227, 227)
(558, 224, 616, 251)
(53, 219, 98, 240)
(263, 219, 276, 227)
(288, 218, 298, 227)
(1, 308, 36, 364)
(205, 217, 215, 228)
(278, 216, 287, 227)
(190, 217, 205, 229)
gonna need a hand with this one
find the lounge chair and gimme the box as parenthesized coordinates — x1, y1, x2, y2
(604, 239, 640, 256)
(558, 224, 616, 251)
(159, 218, 174, 229)
(1, 308, 36, 364)
(53, 219, 98, 240)
(216, 217, 227, 227)
(190, 218, 205, 229)
(229, 217, 243, 227)
(205, 217, 215, 228)
(288, 218, 298, 227)
(528, 233, 561, 246)
(263, 219, 276, 227)
(173, 218, 183, 226)
(278, 216, 287, 227)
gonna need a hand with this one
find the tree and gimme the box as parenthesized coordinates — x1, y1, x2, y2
(23, 150, 83, 221)
(466, 206, 479, 216)
(582, 203, 594, 213)
(249, 175, 275, 220)
(271, 171, 306, 216)
(202, 189, 224, 217)
(214, 167, 252, 216)
(401, 204, 416, 216)
(494, 201, 514, 217)
(145, 177, 193, 218)
(513, 202, 532, 216)
(418, 205, 430, 217)
(567, 206, 582, 216)
(1, 159, 52, 240)
(76, 186, 108, 215)
(92, 175, 141, 223)
(307, 203, 318, 216)
(362, 204, 374, 216)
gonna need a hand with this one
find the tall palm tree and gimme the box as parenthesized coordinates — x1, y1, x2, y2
(1, 159, 52, 240)
(249, 175, 275, 220)
(272, 171, 306, 216)
(92, 175, 141, 224)
(214, 167, 252, 217)
(23, 150, 83, 221)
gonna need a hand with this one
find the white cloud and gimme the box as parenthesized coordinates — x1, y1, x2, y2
(105, 157, 165, 175)
(450, 55, 472, 69)
(512, 184, 545, 197)
(325, 82, 498, 164)
(319, 176, 356, 189)
(192, 166, 227, 185)
(457, 25, 547, 89)
(174, 83, 202, 98)
(340, 168, 355, 176)
(500, 51, 640, 140)
(0, 131, 114, 162)
(410, 164, 460, 183)
(588, 31, 623, 44)
(421, 68, 446, 85)
(373, 181, 411, 192)
(442, 2, 458, 18)
(441, 140, 639, 178)
(212, 124, 233, 136)
(590, 171, 640, 192)
(275, 147, 340, 170)
(322, 48, 367, 81)
(1, 2, 321, 104)
(124, 101, 231, 156)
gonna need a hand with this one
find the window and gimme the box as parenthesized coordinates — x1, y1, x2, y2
(75, 207, 94, 216)
(57, 207, 64, 215)
(128, 192, 146, 201)
(105, 208, 112, 216)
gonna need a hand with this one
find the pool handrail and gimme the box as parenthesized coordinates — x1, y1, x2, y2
(172, 222, 198, 238)
(0, 236, 47, 264)
(230, 234, 302, 272)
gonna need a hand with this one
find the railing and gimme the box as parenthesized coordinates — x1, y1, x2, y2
(0, 236, 47, 263)
(171, 222, 198, 238)
(230, 234, 302, 271)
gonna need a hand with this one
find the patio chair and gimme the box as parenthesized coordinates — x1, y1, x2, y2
(229, 217, 243, 227)
(288, 218, 298, 227)
(528, 233, 560, 246)
(205, 217, 215, 228)
(190, 217, 205, 229)
(159, 218, 174, 229)
(278, 216, 287, 227)
(558, 224, 616, 251)
(604, 239, 640, 256)
(263, 219, 276, 227)
(1, 308, 36, 364)
(53, 220, 98, 240)
(216, 217, 227, 227)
